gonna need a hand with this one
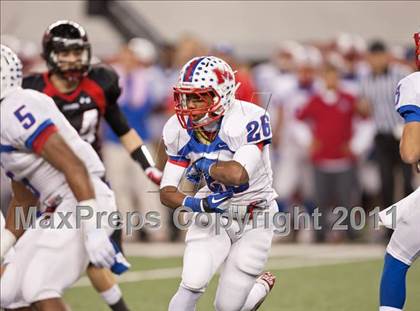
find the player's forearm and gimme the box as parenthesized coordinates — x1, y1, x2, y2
(160, 186, 186, 209)
(62, 163, 96, 201)
(40, 133, 95, 201)
(400, 122, 420, 164)
(210, 160, 249, 186)
(119, 129, 144, 153)
(5, 197, 29, 239)
(8, 181, 39, 237)
(121, 130, 160, 181)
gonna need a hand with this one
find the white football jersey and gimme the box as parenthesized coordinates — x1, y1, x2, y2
(395, 71, 420, 123)
(163, 99, 277, 205)
(0, 88, 105, 202)
(271, 76, 317, 149)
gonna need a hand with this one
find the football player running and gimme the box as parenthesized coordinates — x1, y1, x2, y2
(22, 20, 162, 311)
(378, 31, 420, 311)
(160, 56, 277, 311)
(0, 45, 116, 311)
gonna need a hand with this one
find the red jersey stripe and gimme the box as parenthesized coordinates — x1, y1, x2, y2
(32, 124, 58, 154)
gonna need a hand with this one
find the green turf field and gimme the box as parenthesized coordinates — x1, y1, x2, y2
(64, 255, 420, 311)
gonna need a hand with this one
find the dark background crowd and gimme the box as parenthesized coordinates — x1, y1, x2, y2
(1, 11, 419, 244)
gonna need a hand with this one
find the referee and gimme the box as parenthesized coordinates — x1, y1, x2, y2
(360, 40, 414, 210)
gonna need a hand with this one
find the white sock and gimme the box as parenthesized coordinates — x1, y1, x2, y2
(168, 286, 202, 311)
(100, 284, 122, 306)
(379, 307, 402, 311)
(241, 282, 267, 311)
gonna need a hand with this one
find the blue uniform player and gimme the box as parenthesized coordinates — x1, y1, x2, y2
(378, 30, 420, 311)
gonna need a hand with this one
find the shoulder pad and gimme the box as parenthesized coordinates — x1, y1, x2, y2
(220, 100, 272, 150)
(162, 115, 190, 156)
(88, 64, 119, 90)
(22, 73, 45, 91)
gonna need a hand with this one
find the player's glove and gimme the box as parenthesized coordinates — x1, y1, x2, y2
(85, 228, 116, 268)
(182, 190, 234, 213)
(131, 145, 162, 186)
(145, 166, 162, 186)
(79, 199, 116, 269)
(185, 157, 216, 184)
(110, 239, 131, 275)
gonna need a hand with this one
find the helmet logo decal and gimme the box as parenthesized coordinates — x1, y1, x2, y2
(183, 57, 205, 82)
(212, 68, 233, 85)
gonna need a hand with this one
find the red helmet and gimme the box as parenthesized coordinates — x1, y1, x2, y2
(173, 56, 237, 130)
(414, 31, 420, 70)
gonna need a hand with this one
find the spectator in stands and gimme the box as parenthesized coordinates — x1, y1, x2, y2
(297, 62, 366, 242)
(359, 40, 413, 212)
(253, 41, 301, 106)
(335, 33, 370, 96)
(212, 42, 260, 104)
(271, 46, 321, 220)
(104, 40, 168, 242)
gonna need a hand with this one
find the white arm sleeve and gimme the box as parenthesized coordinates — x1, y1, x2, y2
(160, 161, 186, 189)
(395, 73, 420, 123)
(232, 144, 262, 178)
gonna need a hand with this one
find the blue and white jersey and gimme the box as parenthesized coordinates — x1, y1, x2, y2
(162, 99, 278, 205)
(0, 88, 105, 202)
(395, 71, 420, 123)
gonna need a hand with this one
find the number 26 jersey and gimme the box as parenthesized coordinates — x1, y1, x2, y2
(163, 99, 278, 205)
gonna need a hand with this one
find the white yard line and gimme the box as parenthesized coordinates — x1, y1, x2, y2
(73, 267, 184, 287)
(123, 243, 385, 258)
(72, 245, 385, 288)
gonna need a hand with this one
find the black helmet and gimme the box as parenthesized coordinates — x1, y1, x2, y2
(42, 20, 91, 81)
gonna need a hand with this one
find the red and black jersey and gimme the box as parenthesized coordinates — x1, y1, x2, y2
(22, 64, 131, 156)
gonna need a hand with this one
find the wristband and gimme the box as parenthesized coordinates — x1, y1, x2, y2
(77, 199, 98, 233)
(131, 145, 155, 171)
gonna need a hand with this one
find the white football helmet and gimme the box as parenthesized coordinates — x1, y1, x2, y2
(1, 44, 22, 100)
(173, 56, 238, 129)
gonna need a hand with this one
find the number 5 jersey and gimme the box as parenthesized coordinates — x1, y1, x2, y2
(0, 88, 105, 203)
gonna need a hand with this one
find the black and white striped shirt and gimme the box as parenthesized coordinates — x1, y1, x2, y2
(360, 65, 411, 134)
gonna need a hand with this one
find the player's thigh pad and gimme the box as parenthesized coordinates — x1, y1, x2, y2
(181, 215, 231, 292)
(214, 211, 274, 311)
(0, 224, 83, 306)
(22, 209, 88, 303)
(22, 229, 87, 303)
(387, 202, 420, 265)
(1, 251, 23, 307)
(1, 222, 41, 308)
(5, 203, 88, 304)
